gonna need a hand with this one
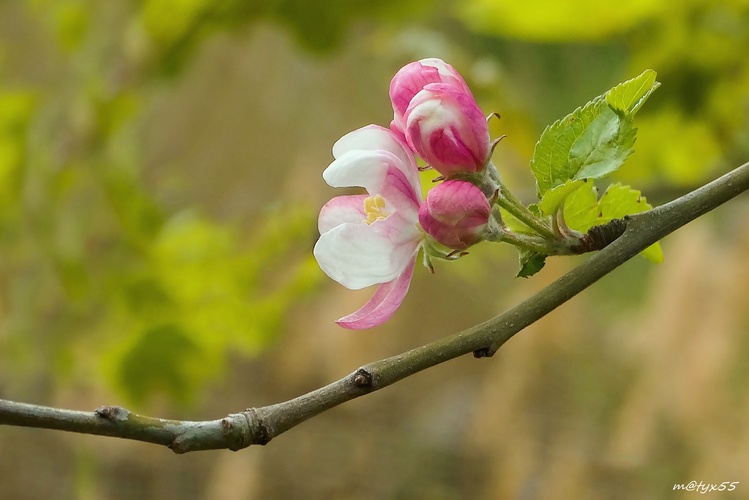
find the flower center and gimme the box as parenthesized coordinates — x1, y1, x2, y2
(363, 194, 389, 224)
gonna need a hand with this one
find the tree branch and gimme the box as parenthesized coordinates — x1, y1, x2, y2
(2, 161, 748, 453)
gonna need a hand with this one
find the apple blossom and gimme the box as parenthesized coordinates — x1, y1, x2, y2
(418, 180, 491, 250)
(313, 125, 423, 329)
(404, 83, 491, 177)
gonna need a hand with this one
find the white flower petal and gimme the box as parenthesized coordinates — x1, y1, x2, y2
(332, 125, 420, 193)
(313, 215, 421, 290)
(323, 150, 420, 219)
(333, 124, 412, 164)
(323, 149, 390, 189)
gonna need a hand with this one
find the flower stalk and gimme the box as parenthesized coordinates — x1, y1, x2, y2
(494, 190, 556, 243)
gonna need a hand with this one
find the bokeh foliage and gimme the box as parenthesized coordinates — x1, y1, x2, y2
(2, 0, 323, 407)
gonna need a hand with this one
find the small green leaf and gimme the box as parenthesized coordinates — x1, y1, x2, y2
(639, 242, 664, 263)
(605, 69, 660, 116)
(538, 179, 590, 216)
(517, 250, 547, 278)
(569, 105, 636, 180)
(530, 99, 599, 195)
(560, 182, 663, 263)
(567, 184, 642, 230)
(594, 184, 663, 263)
(529, 70, 659, 196)
(557, 183, 600, 230)
(530, 98, 634, 195)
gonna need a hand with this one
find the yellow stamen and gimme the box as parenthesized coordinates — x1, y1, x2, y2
(363, 194, 388, 224)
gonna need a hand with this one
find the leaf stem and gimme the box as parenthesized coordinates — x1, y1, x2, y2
(494, 191, 555, 240)
(487, 207, 558, 254)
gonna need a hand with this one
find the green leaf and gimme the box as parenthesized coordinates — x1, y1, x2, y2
(559, 182, 663, 263)
(529, 70, 659, 196)
(538, 179, 591, 216)
(517, 250, 547, 278)
(569, 105, 636, 179)
(530, 99, 632, 195)
(605, 69, 660, 116)
(548, 182, 599, 228)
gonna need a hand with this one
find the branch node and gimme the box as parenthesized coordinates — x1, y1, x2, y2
(244, 408, 271, 446)
(473, 346, 498, 358)
(221, 414, 253, 451)
(353, 368, 373, 388)
(95, 405, 130, 422)
(572, 217, 628, 253)
(221, 417, 234, 435)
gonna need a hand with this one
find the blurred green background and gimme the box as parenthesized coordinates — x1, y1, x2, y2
(1, 0, 748, 498)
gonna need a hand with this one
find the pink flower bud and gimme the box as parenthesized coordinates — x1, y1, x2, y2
(404, 83, 490, 177)
(390, 58, 472, 132)
(418, 180, 491, 250)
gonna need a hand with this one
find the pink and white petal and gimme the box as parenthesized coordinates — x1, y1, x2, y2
(324, 150, 389, 189)
(369, 212, 423, 260)
(332, 125, 388, 157)
(379, 169, 421, 221)
(390, 60, 435, 119)
(331, 125, 419, 191)
(418, 58, 472, 95)
(333, 124, 411, 164)
(389, 119, 407, 142)
(314, 217, 421, 290)
(405, 85, 489, 173)
(420, 84, 489, 162)
(317, 194, 368, 234)
(323, 150, 420, 215)
(335, 258, 416, 330)
(390, 59, 472, 121)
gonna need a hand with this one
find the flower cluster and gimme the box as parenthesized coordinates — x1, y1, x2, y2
(314, 58, 496, 329)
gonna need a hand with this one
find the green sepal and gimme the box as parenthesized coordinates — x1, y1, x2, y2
(517, 250, 547, 278)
